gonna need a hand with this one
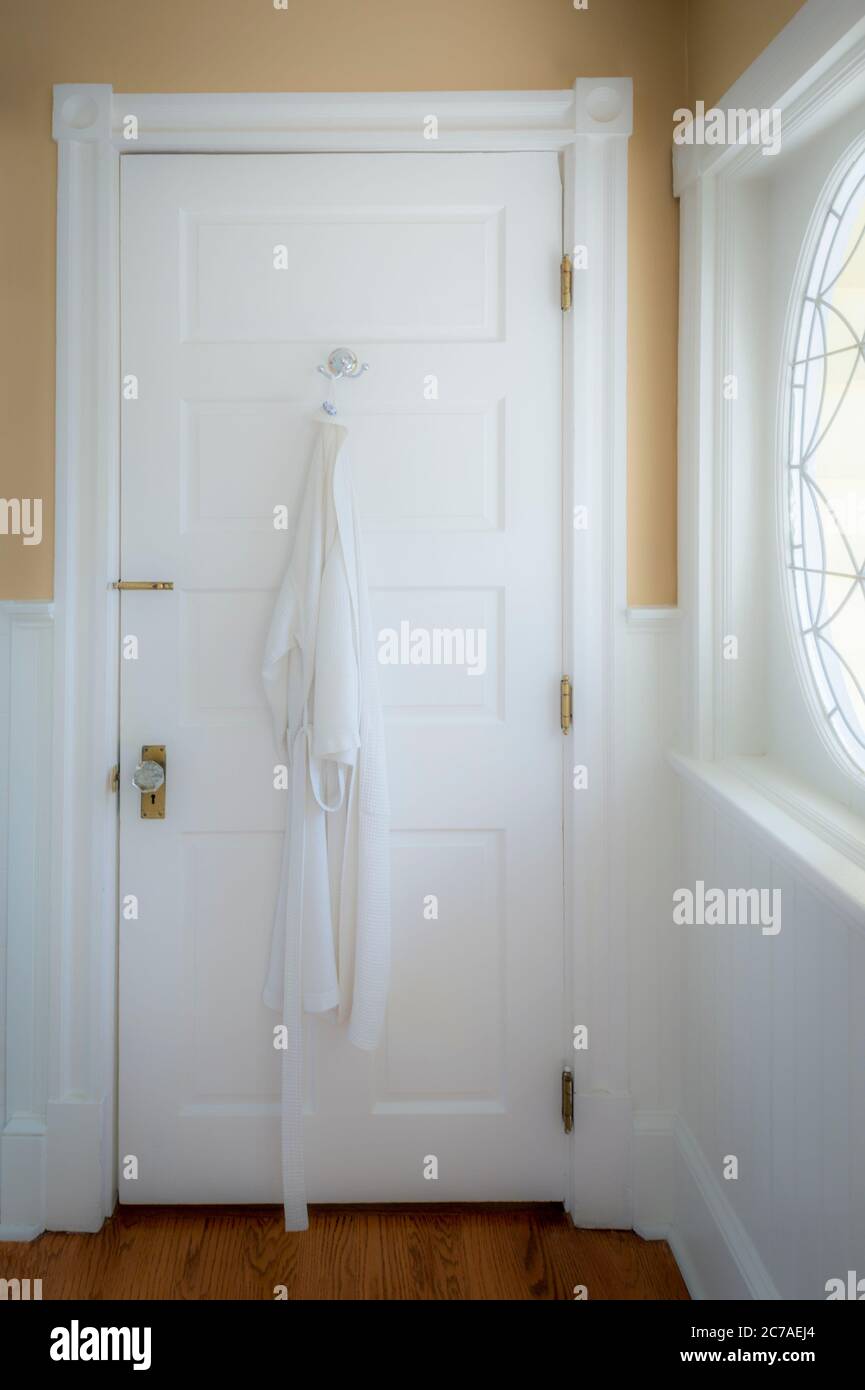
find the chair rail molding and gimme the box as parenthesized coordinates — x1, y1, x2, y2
(22, 77, 635, 1237)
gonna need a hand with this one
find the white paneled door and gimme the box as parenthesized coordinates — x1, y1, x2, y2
(119, 153, 565, 1203)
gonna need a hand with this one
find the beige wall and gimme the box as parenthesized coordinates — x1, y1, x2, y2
(0, 0, 806, 604)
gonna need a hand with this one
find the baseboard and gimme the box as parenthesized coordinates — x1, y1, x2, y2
(0, 1225, 43, 1242)
(0, 1122, 46, 1238)
(632, 1110, 780, 1300)
(570, 1092, 633, 1228)
(673, 1117, 780, 1300)
(632, 1109, 675, 1236)
(45, 1099, 108, 1234)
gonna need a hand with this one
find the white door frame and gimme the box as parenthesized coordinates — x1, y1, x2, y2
(1, 80, 632, 1237)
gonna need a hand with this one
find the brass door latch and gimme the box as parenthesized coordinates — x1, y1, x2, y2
(113, 581, 174, 590)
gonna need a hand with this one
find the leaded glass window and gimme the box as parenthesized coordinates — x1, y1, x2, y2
(785, 144, 865, 776)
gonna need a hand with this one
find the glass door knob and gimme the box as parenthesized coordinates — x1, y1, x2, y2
(132, 760, 165, 793)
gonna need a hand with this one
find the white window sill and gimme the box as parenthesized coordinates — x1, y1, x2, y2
(667, 749, 865, 930)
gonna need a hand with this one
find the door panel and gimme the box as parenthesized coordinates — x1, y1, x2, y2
(119, 152, 565, 1203)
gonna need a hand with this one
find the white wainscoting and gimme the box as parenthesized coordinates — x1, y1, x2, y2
(620, 608, 682, 1237)
(0, 603, 54, 1239)
(580, 607, 681, 1231)
(644, 768, 865, 1300)
(622, 608, 681, 1140)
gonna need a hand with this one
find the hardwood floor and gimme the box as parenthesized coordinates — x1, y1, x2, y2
(3, 1204, 688, 1300)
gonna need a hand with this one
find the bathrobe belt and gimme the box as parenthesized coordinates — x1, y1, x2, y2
(278, 720, 347, 1231)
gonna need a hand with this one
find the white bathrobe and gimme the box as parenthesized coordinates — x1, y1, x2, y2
(262, 421, 390, 1231)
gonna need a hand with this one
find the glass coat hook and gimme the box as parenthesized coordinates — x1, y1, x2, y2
(317, 348, 369, 415)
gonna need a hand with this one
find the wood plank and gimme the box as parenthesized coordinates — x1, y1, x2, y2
(1, 1204, 688, 1300)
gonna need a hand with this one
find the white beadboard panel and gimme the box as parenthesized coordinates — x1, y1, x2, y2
(623, 613, 682, 1237)
(623, 617, 682, 1120)
(670, 776, 865, 1299)
(0, 603, 54, 1240)
(570, 596, 681, 1230)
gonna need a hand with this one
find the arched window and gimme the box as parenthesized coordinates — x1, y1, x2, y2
(783, 141, 865, 778)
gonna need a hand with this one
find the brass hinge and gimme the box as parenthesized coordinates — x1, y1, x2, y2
(561, 254, 573, 311)
(562, 1067, 574, 1134)
(560, 676, 572, 735)
(109, 764, 120, 793)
